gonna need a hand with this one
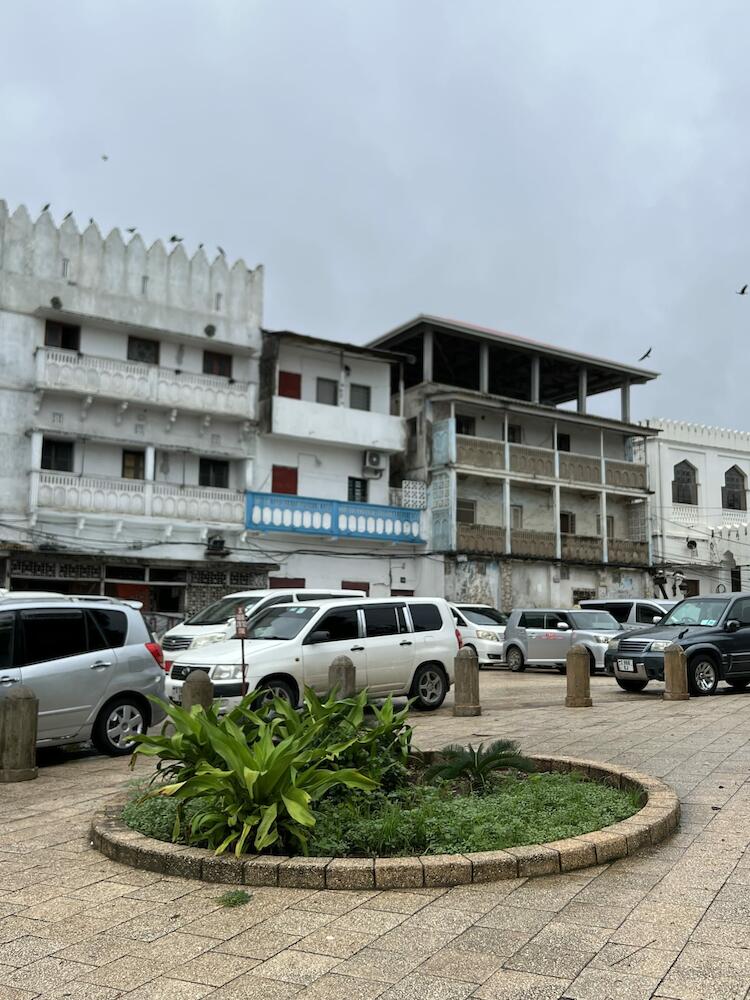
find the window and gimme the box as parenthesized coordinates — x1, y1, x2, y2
(350, 384, 371, 411)
(44, 320, 80, 351)
(127, 336, 159, 365)
(730, 597, 750, 625)
(272, 465, 298, 495)
(511, 504, 523, 529)
(141, 275, 149, 295)
(519, 612, 545, 628)
(41, 438, 73, 472)
(409, 603, 443, 632)
(459, 607, 507, 626)
(572, 588, 597, 604)
(203, 351, 232, 378)
(636, 604, 663, 625)
(247, 606, 316, 640)
(122, 450, 145, 480)
(545, 612, 568, 628)
(456, 499, 476, 525)
(556, 433, 571, 452)
(364, 605, 399, 637)
(87, 609, 128, 649)
(723, 466, 747, 511)
(0, 612, 14, 669)
(507, 424, 523, 444)
(316, 377, 339, 406)
(19, 610, 88, 665)
(585, 601, 632, 623)
(731, 568, 743, 593)
(560, 511, 577, 535)
(61, 257, 70, 278)
(278, 371, 302, 399)
(347, 477, 368, 503)
(341, 581, 370, 595)
(672, 460, 698, 505)
(199, 458, 229, 489)
(215, 292, 223, 311)
(269, 577, 305, 588)
(312, 608, 360, 642)
(456, 414, 476, 436)
(596, 514, 615, 539)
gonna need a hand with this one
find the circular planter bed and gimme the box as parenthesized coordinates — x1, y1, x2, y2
(91, 755, 680, 890)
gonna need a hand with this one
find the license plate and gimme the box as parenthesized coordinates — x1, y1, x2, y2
(617, 659, 635, 672)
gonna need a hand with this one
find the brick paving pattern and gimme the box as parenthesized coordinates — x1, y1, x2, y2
(1, 671, 750, 999)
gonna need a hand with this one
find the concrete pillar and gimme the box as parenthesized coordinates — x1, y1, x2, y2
(329, 655, 356, 699)
(530, 355, 541, 404)
(479, 343, 489, 394)
(577, 368, 588, 415)
(621, 381, 631, 424)
(553, 483, 562, 561)
(0, 686, 38, 782)
(503, 476, 511, 554)
(663, 644, 689, 701)
(565, 644, 592, 708)
(423, 329, 434, 383)
(28, 431, 43, 511)
(600, 491, 609, 564)
(243, 458, 254, 492)
(144, 445, 156, 481)
(453, 647, 481, 717)
(182, 670, 214, 712)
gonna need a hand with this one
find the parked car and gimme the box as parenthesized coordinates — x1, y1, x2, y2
(450, 604, 507, 668)
(605, 593, 750, 696)
(161, 588, 366, 669)
(0, 596, 165, 755)
(166, 597, 460, 712)
(579, 598, 677, 628)
(503, 608, 622, 673)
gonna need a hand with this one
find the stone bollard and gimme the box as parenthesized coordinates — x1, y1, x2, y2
(663, 643, 689, 701)
(565, 644, 592, 708)
(0, 685, 39, 782)
(453, 646, 481, 717)
(329, 655, 356, 699)
(182, 670, 214, 712)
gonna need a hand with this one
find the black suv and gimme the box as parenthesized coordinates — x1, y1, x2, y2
(604, 593, 750, 696)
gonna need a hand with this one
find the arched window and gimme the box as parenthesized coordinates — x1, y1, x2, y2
(672, 461, 697, 505)
(723, 466, 747, 511)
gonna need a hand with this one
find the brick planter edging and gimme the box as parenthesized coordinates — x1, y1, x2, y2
(90, 755, 679, 890)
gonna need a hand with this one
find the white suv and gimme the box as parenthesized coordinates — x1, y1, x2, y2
(450, 604, 507, 668)
(166, 597, 459, 712)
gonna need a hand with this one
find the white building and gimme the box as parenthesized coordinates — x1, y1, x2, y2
(0, 201, 275, 628)
(247, 329, 440, 596)
(641, 418, 750, 598)
(369, 316, 659, 609)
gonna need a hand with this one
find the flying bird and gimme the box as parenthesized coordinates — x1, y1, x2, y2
(217, 245, 226, 256)
(125, 227, 137, 234)
(169, 235, 183, 243)
(737, 284, 748, 295)
(41, 203, 50, 213)
(63, 211, 73, 221)
(101, 154, 109, 161)
(638, 348, 652, 362)
(198, 243, 204, 250)
(89, 217, 94, 225)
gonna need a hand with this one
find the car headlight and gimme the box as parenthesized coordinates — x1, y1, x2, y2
(212, 663, 241, 680)
(475, 630, 499, 641)
(593, 634, 611, 644)
(190, 633, 225, 650)
(649, 640, 672, 652)
(607, 638, 620, 650)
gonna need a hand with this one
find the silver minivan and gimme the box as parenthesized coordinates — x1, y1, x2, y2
(0, 597, 165, 755)
(503, 608, 622, 673)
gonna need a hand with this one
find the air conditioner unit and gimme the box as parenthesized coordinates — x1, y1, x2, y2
(362, 450, 384, 477)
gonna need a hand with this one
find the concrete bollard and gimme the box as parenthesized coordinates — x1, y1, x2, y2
(329, 655, 356, 699)
(663, 643, 689, 701)
(453, 646, 482, 717)
(182, 670, 214, 712)
(565, 644, 592, 708)
(0, 685, 38, 782)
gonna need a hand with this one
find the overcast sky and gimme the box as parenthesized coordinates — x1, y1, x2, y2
(1, 1, 748, 425)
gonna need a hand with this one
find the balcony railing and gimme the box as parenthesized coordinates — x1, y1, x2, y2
(509, 444, 555, 478)
(456, 435, 504, 470)
(457, 522, 505, 555)
(246, 492, 424, 542)
(35, 348, 256, 419)
(562, 534, 602, 562)
(608, 539, 650, 567)
(36, 472, 245, 523)
(559, 453, 601, 484)
(605, 459, 647, 490)
(511, 528, 556, 558)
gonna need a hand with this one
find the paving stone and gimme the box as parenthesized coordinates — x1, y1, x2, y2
(217, 927, 301, 959)
(296, 972, 387, 999)
(656, 968, 750, 1000)
(4, 957, 94, 992)
(0, 935, 66, 968)
(420, 945, 504, 983)
(504, 943, 592, 979)
(120, 977, 215, 1000)
(210, 974, 303, 1000)
(473, 968, 570, 999)
(166, 951, 259, 986)
(378, 971, 477, 999)
(252, 949, 339, 985)
(589, 942, 679, 978)
(295, 926, 376, 958)
(565, 967, 662, 999)
(79, 955, 161, 991)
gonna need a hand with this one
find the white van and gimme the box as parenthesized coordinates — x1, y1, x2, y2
(450, 604, 508, 668)
(166, 597, 459, 712)
(161, 588, 366, 669)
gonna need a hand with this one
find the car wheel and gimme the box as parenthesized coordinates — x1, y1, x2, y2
(727, 678, 750, 691)
(688, 656, 719, 696)
(556, 665, 567, 674)
(92, 696, 147, 756)
(410, 663, 448, 711)
(615, 677, 649, 693)
(506, 647, 526, 672)
(257, 678, 297, 706)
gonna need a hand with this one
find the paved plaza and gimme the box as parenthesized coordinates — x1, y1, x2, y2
(2, 671, 750, 1000)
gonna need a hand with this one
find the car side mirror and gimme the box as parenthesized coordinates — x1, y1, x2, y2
(726, 619, 741, 633)
(308, 629, 331, 644)
(653, 615, 663, 624)
(556, 622, 569, 631)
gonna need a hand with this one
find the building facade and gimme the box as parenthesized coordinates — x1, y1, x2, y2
(641, 419, 750, 597)
(248, 329, 440, 597)
(369, 316, 659, 609)
(0, 201, 274, 629)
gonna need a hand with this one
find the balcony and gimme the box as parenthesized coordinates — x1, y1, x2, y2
(509, 444, 555, 478)
(36, 472, 244, 523)
(562, 535, 602, 562)
(608, 539, 650, 567)
(271, 395, 405, 452)
(456, 435, 504, 470)
(246, 491, 423, 542)
(511, 528, 556, 558)
(605, 459, 647, 490)
(457, 522, 505, 555)
(559, 453, 601, 485)
(35, 348, 255, 419)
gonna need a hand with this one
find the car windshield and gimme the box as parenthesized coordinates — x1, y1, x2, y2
(660, 598, 729, 627)
(459, 607, 508, 626)
(569, 611, 619, 630)
(185, 595, 262, 626)
(246, 605, 318, 640)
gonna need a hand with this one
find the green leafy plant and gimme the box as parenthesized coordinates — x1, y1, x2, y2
(424, 739, 536, 792)
(217, 890, 253, 908)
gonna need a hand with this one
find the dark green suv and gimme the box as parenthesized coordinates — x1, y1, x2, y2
(604, 594, 750, 696)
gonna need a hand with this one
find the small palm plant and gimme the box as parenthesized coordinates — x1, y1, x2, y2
(425, 739, 535, 793)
